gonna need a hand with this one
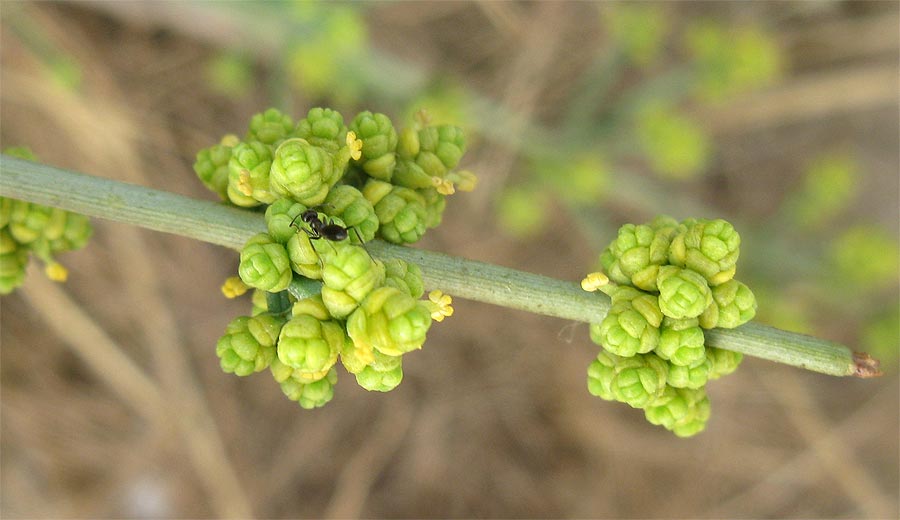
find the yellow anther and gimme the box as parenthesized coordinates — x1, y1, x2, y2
(581, 272, 609, 292)
(346, 130, 363, 161)
(237, 168, 254, 196)
(45, 261, 68, 282)
(432, 176, 456, 195)
(220, 134, 240, 147)
(427, 290, 454, 322)
(221, 276, 249, 299)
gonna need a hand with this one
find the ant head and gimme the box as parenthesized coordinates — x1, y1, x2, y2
(300, 209, 320, 224)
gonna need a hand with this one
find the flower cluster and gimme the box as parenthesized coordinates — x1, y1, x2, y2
(194, 107, 470, 408)
(1, 147, 93, 294)
(583, 216, 756, 437)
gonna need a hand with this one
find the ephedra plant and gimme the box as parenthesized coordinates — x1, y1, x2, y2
(0, 106, 882, 438)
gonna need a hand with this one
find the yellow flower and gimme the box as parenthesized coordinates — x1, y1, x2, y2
(45, 261, 69, 282)
(431, 176, 455, 195)
(221, 276, 249, 299)
(581, 272, 609, 292)
(346, 131, 363, 161)
(237, 168, 254, 196)
(427, 290, 453, 322)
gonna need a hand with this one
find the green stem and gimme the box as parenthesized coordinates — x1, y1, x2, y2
(0, 155, 877, 378)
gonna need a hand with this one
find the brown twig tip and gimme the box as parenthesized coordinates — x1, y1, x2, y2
(852, 352, 883, 378)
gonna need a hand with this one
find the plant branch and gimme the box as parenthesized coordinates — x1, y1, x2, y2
(0, 155, 879, 378)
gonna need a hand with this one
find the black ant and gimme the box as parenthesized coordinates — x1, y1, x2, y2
(291, 208, 348, 242)
(290, 207, 371, 260)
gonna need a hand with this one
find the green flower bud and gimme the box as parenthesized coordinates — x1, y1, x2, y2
(417, 125, 465, 175)
(610, 222, 679, 291)
(293, 107, 348, 154)
(666, 357, 711, 389)
(382, 258, 425, 299)
(707, 279, 757, 329)
(246, 108, 294, 145)
(251, 289, 268, 316)
(644, 386, 710, 437)
(0, 197, 13, 229)
(587, 350, 620, 401)
(356, 362, 403, 392)
(598, 246, 631, 286)
(227, 141, 276, 206)
(47, 212, 92, 252)
(363, 180, 428, 244)
(590, 298, 660, 357)
(8, 200, 52, 244)
(265, 198, 308, 243)
(391, 159, 433, 189)
(323, 185, 378, 243)
(609, 353, 668, 408)
(397, 127, 420, 160)
(0, 229, 28, 295)
(215, 315, 281, 376)
(347, 286, 432, 357)
(272, 360, 337, 409)
(706, 347, 742, 380)
(239, 233, 292, 292)
(286, 231, 329, 280)
(350, 111, 398, 181)
(656, 318, 706, 366)
(340, 334, 371, 374)
(321, 243, 385, 319)
(291, 294, 331, 321)
(657, 266, 712, 320)
(270, 139, 335, 206)
(193, 141, 234, 200)
(276, 314, 344, 381)
(669, 219, 740, 285)
(419, 187, 446, 229)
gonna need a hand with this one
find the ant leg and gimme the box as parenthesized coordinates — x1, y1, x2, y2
(350, 227, 374, 262)
(289, 211, 304, 230)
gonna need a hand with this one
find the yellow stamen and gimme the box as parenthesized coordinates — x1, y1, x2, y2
(346, 131, 363, 161)
(45, 262, 68, 282)
(427, 290, 454, 322)
(221, 276, 249, 299)
(581, 272, 609, 292)
(237, 169, 254, 196)
(432, 176, 455, 195)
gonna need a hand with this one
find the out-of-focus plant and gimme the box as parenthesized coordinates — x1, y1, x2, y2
(635, 103, 710, 180)
(604, 1, 669, 67)
(4, 5, 83, 91)
(829, 226, 899, 293)
(785, 153, 859, 230)
(206, 52, 254, 98)
(685, 20, 782, 103)
(285, 3, 367, 104)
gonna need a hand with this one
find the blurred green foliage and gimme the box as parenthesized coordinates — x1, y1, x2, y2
(635, 103, 710, 180)
(685, 21, 782, 103)
(785, 154, 859, 230)
(829, 226, 900, 293)
(206, 53, 254, 98)
(603, 2, 669, 67)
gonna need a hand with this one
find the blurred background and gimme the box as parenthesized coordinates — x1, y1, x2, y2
(1, 1, 897, 517)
